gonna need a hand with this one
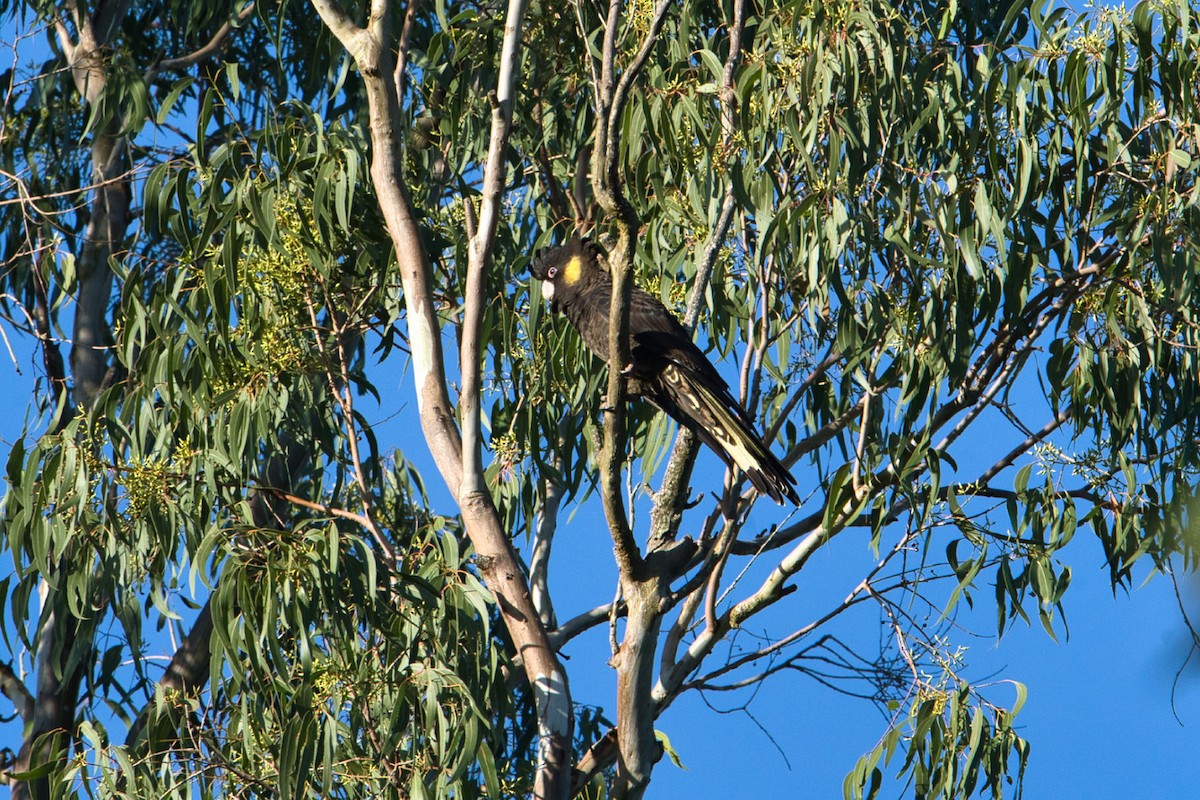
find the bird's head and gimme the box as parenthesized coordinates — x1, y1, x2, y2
(529, 238, 602, 312)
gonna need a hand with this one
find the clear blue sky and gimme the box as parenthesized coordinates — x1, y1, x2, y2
(2, 4, 1198, 796)
(513, 423, 1200, 798)
(379, 298, 1200, 798)
(2, 241, 1198, 800)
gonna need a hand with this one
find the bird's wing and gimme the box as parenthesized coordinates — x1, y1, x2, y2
(630, 329, 751, 424)
(632, 329, 800, 505)
(626, 287, 688, 335)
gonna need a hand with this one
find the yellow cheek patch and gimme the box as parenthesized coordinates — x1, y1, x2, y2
(563, 255, 583, 286)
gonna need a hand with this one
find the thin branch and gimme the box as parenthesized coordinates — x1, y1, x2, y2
(971, 408, 1071, 488)
(53, 16, 77, 64)
(154, 2, 257, 74)
(394, 0, 420, 102)
(704, 517, 740, 634)
(462, 0, 530, 496)
(590, 1, 681, 577)
(0, 166, 141, 209)
(256, 485, 371, 533)
(784, 393, 870, 466)
(550, 602, 619, 649)
(673, 525, 924, 703)
(660, 580, 704, 677)
(764, 345, 842, 443)
(571, 729, 619, 796)
(0, 663, 32, 724)
(531, 477, 563, 629)
(304, 287, 394, 561)
(659, 484, 877, 699)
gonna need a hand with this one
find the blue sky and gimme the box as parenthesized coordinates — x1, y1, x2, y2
(348, 328, 1200, 798)
(1, 234, 1197, 799)
(519, 442, 1200, 798)
(3, 3, 1199, 797)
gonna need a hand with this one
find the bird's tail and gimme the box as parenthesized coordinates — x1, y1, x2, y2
(667, 365, 799, 505)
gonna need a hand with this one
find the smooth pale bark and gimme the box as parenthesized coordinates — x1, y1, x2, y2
(309, 2, 572, 796)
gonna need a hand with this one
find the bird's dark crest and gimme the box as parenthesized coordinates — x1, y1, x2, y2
(530, 238, 602, 281)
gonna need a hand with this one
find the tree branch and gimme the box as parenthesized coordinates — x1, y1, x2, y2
(154, 2, 257, 74)
(532, 476, 563, 629)
(394, 0, 419, 103)
(313, 4, 572, 796)
(310, 0, 368, 48)
(462, 0, 530, 496)
(0, 662, 33, 724)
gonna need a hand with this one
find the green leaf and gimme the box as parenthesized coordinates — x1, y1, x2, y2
(156, 76, 196, 124)
(224, 61, 241, 101)
(656, 729, 687, 770)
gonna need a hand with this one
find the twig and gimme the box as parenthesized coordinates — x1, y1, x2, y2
(154, 3, 257, 75)
(255, 484, 374, 530)
(305, 288, 394, 562)
(394, 0, 420, 102)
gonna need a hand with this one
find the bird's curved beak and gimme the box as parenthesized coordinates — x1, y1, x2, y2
(528, 252, 558, 312)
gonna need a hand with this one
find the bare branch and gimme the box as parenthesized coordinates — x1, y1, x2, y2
(0, 663, 32, 724)
(394, 0, 420, 102)
(53, 17, 77, 63)
(311, 0, 368, 49)
(550, 602, 618, 648)
(689, 528, 925, 693)
(532, 478, 563, 629)
(255, 484, 373, 530)
(571, 729, 618, 796)
(659, 579, 704, 678)
(462, 0, 530, 496)
(971, 408, 1071, 488)
(155, 3, 257, 74)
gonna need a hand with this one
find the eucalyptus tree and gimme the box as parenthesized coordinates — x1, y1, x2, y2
(1, 0, 1198, 799)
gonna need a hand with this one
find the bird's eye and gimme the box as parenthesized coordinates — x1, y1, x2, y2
(547, 266, 558, 279)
